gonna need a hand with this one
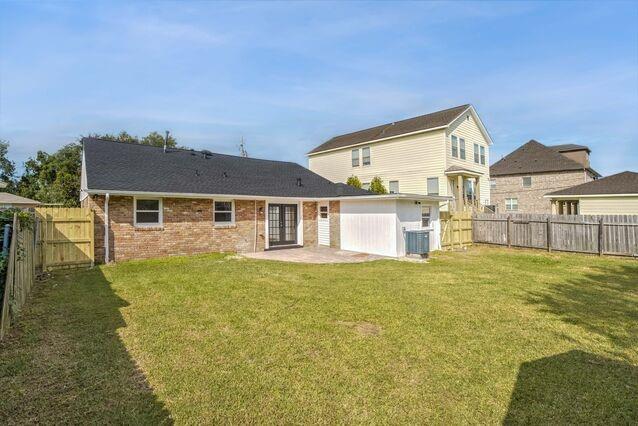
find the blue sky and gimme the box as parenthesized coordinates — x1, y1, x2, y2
(1, 1, 637, 176)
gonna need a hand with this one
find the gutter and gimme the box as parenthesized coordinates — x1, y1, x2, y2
(544, 193, 638, 199)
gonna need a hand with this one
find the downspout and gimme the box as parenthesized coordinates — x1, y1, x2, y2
(104, 193, 110, 263)
(253, 200, 257, 252)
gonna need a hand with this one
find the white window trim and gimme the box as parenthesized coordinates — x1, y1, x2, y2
(362, 147, 371, 166)
(427, 177, 439, 196)
(421, 206, 432, 229)
(474, 143, 480, 163)
(389, 180, 399, 194)
(480, 145, 486, 165)
(134, 197, 163, 227)
(459, 138, 466, 160)
(505, 198, 518, 211)
(213, 199, 235, 226)
(351, 149, 360, 167)
(451, 135, 458, 158)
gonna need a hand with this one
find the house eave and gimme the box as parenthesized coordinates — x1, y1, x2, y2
(544, 193, 638, 199)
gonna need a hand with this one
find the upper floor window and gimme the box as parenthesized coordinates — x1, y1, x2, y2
(506, 198, 518, 211)
(134, 198, 162, 227)
(214, 200, 234, 225)
(459, 138, 466, 160)
(427, 177, 439, 195)
(389, 180, 399, 194)
(480, 146, 486, 165)
(474, 143, 480, 163)
(362, 182, 370, 191)
(362, 147, 371, 166)
(351, 149, 359, 167)
(522, 176, 532, 188)
(451, 135, 458, 158)
(490, 178, 496, 190)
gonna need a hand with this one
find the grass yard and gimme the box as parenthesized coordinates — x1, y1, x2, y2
(1, 246, 636, 424)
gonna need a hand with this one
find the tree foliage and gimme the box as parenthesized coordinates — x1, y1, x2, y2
(369, 176, 387, 194)
(0, 140, 16, 191)
(346, 175, 362, 189)
(87, 131, 178, 148)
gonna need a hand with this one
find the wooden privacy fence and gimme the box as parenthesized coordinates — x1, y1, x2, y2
(1, 213, 36, 340)
(35, 207, 94, 271)
(440, 211, 473, 250)
(473, 213, 638, 256)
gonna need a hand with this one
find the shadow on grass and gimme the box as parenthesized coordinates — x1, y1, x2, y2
(526, 263, 638, 349)
(503, 350, 637, 424)
(0, 267, 172, 424)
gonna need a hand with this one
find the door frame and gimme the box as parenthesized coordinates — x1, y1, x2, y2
(265, 200, 303, 249)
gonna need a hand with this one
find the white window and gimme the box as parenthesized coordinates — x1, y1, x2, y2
(214, 200, 234, 225)
(427, 177, 439, 195)
(506, 198, 518, 211)
(351, 149, 359, 167)
(362, 147, 371, 166)
(319, 205, 328, 219)
(480, 146, 486, 165)
(490, 178, 496, 190)
(389, 180, 399, 194)
(522, 176, 532, 188)
(451, 135, 458, 158)
(134, 198, 162, 227)
(459, 138, 466, 160)
(362, 182, 370, 191)
(421, 206, 431, 228)
(474, 143, 480, 163)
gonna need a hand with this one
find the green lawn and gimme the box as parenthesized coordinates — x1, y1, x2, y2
(1, 246, 636, 424)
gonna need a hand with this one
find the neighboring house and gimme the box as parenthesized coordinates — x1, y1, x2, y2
(0, 193, 40, 209)
(490, 140, 600, 214)
(545, 171, 638, 215)
(307, 104, 493, 212)
(80, 138, 450, 262)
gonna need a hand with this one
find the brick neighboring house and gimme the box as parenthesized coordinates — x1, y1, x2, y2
(80, 138, 449, 262)
(489, 140, 600, 214)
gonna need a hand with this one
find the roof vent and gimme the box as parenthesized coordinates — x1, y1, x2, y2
(202, 149, 213, 158)
(222, 172, 228, 178)
(296, 178, 302, 187)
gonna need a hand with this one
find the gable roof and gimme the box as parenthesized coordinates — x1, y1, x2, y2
(490, 140, 598, 177)
(549, 143, 591, 154)
(547, 171, 638, 197)
(308, 104, 472, 155)
(82, 138, 370, 198)
(0, 193, 40, 206)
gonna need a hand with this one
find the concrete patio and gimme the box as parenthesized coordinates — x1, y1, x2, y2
(242, 246, 390, 264)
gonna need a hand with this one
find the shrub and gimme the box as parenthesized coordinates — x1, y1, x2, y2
(346, 176, 362, 188)
(369, 176, 387, 194)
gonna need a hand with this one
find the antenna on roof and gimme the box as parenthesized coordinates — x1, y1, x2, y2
(164, 130, 170, 153)
(239, 137, 248, 158)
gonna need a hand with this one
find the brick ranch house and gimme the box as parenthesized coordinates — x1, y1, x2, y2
(489, 140, 600, 214)
(80, 138, 450, 262)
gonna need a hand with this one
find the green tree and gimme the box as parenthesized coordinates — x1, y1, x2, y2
(369, 176, 387, 194)
(0, 140, 16, 191)
(346, 175, 362, 189)
(87, 131, 177, 148)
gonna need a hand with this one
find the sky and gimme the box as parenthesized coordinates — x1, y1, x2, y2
(1, 0, 637, 176)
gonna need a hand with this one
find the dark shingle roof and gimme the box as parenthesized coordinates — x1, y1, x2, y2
(549, 143, 591, 153)
(490, 140, 592, 177)
(547, 171, 638, 196)
(83, 138, 370, 198)
(308, 104, 471, 154)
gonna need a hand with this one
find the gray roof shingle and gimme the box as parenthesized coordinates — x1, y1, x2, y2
(490, 140, 596, 177)
(547, 171, 638, 196)
(83, 138, 370, 198)
(308, 104, 471, 154)
(549, 143, 591, 153)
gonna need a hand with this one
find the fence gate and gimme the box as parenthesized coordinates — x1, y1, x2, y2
(35, 207, 94, 271)
(440, 211, 472, 250)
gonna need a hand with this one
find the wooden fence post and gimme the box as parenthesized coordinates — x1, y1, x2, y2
(598, 217, 604, 256)
(546, 216, 552, 252)
(507, 215, 512, 248)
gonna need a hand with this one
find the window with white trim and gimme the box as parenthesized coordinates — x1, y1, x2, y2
(451, 135, 458, 158)
(362, 147, 371, 166)
(362, 182, 370, 191)
(459, 138, 466, 160)
(490, 178, 496, 190)
(421, 206, 431, 228)
(427, 177, 439, 195)
(214, 200, 234, 224)
(135, 198, 162, 226)
(351, 149, 359, 167)
(480, 146, 486, 165)
(505, 198, 518, 211)
(522, 176, 532, 188)
(389, 180, 399, 194)
(474, 143, 480, 163)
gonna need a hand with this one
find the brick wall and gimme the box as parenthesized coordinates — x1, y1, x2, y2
(491, 170, 594, 213)
(329, 200, 340, 249)
(302, 201, 318, 247)
(85, 195, 266, 262)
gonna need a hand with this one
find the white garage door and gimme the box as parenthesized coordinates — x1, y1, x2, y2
(318, 202, 330, 246)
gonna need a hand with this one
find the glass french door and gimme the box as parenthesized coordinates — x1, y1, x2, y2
(268, 204, 298, 246)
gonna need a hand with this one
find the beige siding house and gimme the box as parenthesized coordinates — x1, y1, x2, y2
(308, 104, 493, 212)
(545, 171, 638, 215)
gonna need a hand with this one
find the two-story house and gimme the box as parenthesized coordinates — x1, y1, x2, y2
(489, 140, 600, 214)
(307, 104, 493, 212)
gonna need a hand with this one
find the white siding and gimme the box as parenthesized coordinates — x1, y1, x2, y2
(579, 197, 638, 215)
(340, 200, 399, 257)
(309, 129, 448, 195)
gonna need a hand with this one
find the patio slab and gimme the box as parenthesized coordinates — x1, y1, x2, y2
(242, 246, 390, 264)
